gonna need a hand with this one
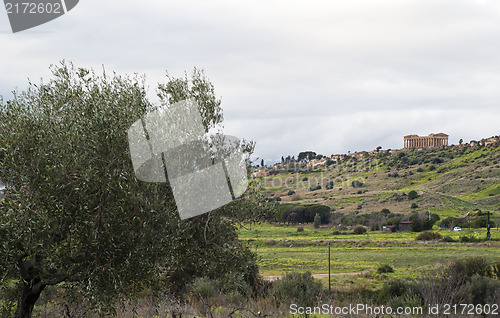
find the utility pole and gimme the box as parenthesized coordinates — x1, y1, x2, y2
(487, 211, 491, 240)
(328, 242, 331, 293)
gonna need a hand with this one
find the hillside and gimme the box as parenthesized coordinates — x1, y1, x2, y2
(255, 136, 500, 224)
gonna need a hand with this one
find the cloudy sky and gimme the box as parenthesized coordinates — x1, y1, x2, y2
(1, 0, 500, 164)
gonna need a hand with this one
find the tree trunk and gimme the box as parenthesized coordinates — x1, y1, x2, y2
(14, 282, 45, 318)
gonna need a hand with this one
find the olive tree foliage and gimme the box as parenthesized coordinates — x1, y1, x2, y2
(0, 62, 261, 317)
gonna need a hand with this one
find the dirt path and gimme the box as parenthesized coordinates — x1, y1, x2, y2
(263, 271, 369, 281)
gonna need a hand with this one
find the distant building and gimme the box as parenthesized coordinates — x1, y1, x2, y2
(382, 225, 397, 233)
(404, 133, 448, 149)
(398, 221, 412, 232)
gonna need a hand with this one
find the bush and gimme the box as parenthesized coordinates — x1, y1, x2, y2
(309, 185, 321, 191)
(297, 227, 304, 232)
(272, 272, 323, 306)
(352, 225, 367, 234)
(377, 264, 394, 274)
(432, 157, 444, 164)
(411, 203, 418, 209)
(313, 213, 321, 229)
(440, 235, 457, 242)
(351, 180, 365, 188)
(460, 235, 483, 243)
(415, 231, 442, 241)
(377, 278, 420, 305)
(408, 190, 418, 200)
(187, 277, 219, 302)
(472, 217, 496, 228)
(326, 181, 335, 189)
(416, 167, 424, 172)
(287, 190, 296, 196)
(448, 258, 492, 280)
(456, 275, 500, 305)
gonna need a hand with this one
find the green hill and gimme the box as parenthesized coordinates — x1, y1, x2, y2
(256, 137, 500, 226)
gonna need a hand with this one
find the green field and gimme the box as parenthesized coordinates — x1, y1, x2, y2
(239, 223, 500, 290)
(238, 222, 500, 241)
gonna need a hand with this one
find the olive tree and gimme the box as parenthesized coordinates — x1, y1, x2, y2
(0, 63, 260, 317)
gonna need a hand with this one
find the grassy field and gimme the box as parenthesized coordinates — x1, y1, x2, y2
(238, 222, 500, 241)
(239, 223, 500, 290)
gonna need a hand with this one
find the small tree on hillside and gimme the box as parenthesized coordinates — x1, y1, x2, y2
(313, 213, 321, 228)
(408, 190, 419, 200)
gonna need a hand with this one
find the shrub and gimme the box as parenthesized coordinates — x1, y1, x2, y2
(455, 275, 500, 305)
(309, 185, 321, 191)
(287, 190, 295, 196)
(440, 235, 457, 242)
(272, 272, 323, 306)
(297, 227, 304, 232)
(352, 225, 367, 234)
(416, 167, 424, 172)
(302, 177, 308, 181)
(432, 157, 444, 164)
(377, 264, 394, 274)
(380, 208, 391, 215)
(377, 278, 420, 305)
(411, 203, 418, 209)
(351, 180, 365, 188)
(472, 217, 496, 228)
(313, 213, 321, 229)
(408, 190, 418, 200)
(448, 257, 492, 280)
(326, 181, 335, 189)
(187, 277, 219, 302)
(460, 235, 482, 243)
(415, 231, 442, 241)
(429, 165, 436, 171)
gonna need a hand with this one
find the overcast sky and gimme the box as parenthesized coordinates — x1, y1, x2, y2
(1, 0, 500, 164)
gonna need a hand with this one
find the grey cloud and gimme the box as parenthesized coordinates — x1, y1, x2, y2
(1, 0, 499, 162)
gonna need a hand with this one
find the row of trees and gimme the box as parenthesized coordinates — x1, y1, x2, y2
(265, 204, 331, 224)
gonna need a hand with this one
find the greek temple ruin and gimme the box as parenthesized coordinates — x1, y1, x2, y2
(404, 133, 449, 149)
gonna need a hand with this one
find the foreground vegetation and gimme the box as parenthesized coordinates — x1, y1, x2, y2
(3, 257, 499, 317)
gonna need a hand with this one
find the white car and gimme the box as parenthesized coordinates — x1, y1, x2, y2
(453, 227, 461, 231)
